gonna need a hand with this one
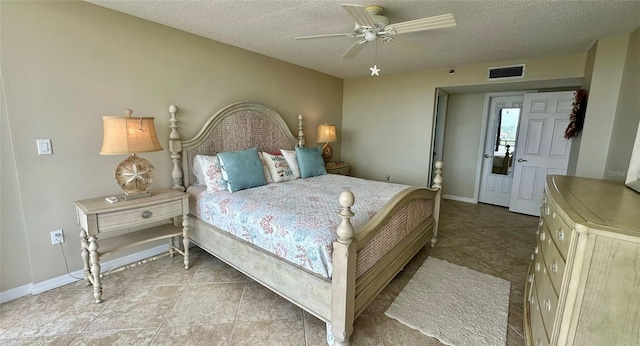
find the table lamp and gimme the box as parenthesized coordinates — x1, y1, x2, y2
(100, 109, 163, 200)
(317, 122, 337, 163)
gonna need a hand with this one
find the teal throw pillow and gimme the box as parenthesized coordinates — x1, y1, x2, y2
(217, 147, 266, 192)
(295, 146, 327, 178)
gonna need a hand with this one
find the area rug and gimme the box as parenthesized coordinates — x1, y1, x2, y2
(385, 257, 511, 346)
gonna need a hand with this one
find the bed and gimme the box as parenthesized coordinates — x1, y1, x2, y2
(167, 102, 443, 345)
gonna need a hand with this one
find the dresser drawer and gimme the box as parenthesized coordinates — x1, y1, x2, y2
(530, 282, 550, 346)
(549, 217, 572, 261)
(538, 224, 566, 295)
(536, 264, 559, 340)
(97, 200, 183, 232)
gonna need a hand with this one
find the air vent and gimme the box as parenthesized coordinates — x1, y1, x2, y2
(487, 64, 525, 81)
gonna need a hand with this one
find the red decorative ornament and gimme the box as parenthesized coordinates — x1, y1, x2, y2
(564, 89, 588, 139)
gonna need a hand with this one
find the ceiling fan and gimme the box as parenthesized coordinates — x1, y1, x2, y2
(295, 4, 456, 59)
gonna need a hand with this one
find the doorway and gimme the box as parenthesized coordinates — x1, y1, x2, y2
(508, 91, 575, 216)
(478, 94, 524, 207)
(476, 91, 575, 216)
(430, 89, 448, 186)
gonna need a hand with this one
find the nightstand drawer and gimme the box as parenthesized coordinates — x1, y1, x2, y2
(97, 200, 183, 232)
(329, 166, 349, 175)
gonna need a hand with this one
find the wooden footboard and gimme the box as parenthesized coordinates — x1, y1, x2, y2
(330, 162, 443, 344)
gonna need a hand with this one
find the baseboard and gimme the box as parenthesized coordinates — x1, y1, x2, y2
(0, 283, 34, 304)
(442, 194, 476, 204)
(1, 244, 169, 303)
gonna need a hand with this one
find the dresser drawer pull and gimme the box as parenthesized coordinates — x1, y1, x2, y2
(535, 262, 541, 272)
(141, 210, 153, 219)
(556, 229, 564, 241)
(544, 206, 550, 215)
(544, 298, 551, 311)
(551, 260, 558, 273)
(540, 231, 546, 241)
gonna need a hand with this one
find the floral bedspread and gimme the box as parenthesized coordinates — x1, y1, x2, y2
(195, 174, 409, 278)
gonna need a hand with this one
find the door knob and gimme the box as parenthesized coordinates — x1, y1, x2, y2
(484, 154, 493, 158)
(517, 158, 527, 162)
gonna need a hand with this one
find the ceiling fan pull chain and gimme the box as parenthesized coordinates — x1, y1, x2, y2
(370, 40, 381, 76)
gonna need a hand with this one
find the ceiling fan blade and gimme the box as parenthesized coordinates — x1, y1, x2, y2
(341, 40, 366, 59)
(295, 33, 356, 40)
(385, 14, 456, 35)
(341, 4, 376, 28)
(382, 36, 422, 55)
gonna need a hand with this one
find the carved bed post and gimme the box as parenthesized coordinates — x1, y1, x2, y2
(331, 191, 356, 345)
(297, 114, 305, 147)
(168, 105, 185, 191)
(431, 161, 444, 247)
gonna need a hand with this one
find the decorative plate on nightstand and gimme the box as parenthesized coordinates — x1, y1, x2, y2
(115, 155, 155, 196)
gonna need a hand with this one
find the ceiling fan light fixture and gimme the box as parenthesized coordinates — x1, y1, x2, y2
(364, 31, 378, 42)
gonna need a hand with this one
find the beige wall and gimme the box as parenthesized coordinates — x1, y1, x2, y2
(343, 53, 586, 187)
(574, 35, 629, 178)
(1, 1, 343, 292)
(605, 27, 640, 180)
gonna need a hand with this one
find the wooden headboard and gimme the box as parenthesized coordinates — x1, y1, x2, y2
(168, 102, 304, 190)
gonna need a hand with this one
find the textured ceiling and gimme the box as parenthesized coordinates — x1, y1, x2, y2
(88, 0, 640, 79)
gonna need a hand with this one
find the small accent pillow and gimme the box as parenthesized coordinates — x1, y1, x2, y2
(217, 147, 266, 192)
(195, 155, 227, 193)
(295, 147, 327, 178)
(258, 152, 275, 184)
(280, 149, 301, 179)
(261, 152, 296, 183)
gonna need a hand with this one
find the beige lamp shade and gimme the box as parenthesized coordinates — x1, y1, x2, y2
(100, 110, 163, 155)
(317, 123, 337, 143)
(317, 123, 337, 164)
(100, 109, 163, 200)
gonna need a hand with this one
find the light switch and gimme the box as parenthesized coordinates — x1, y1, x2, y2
(36, 139, 52, 155)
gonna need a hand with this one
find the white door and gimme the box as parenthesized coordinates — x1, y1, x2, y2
(479, 95, 523, 207)
(509, 91, 575, 216)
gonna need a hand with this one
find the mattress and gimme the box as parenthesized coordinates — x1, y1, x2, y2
(189, 174, 409, 278)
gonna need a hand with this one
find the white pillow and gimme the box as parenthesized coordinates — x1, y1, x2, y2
(259, 152, 275, 184)
(261, 152, 295, 183)
(280, 149, 301, 179)
(195, 155, 227, 193)
(192, 156, 206, 185)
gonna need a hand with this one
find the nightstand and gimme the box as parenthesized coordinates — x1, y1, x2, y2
(74, 188, 190, 303)
(326, 162, 349, 176)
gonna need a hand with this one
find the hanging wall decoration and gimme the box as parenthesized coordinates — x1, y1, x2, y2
(564, 89, 587, 139)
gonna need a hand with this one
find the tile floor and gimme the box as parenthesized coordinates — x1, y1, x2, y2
(0, 199, 538, 345)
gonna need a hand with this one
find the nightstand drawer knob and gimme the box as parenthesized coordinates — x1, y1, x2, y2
(141, 210, 153, 219)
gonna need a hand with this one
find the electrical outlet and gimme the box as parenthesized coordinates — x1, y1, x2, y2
(51, 229, 64, 245)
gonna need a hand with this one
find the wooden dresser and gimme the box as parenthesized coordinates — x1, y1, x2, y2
(524, 175, 640, 346)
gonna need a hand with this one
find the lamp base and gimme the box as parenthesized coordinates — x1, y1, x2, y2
(114, 154, 155, 199)
(321, 143, 333, 164)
